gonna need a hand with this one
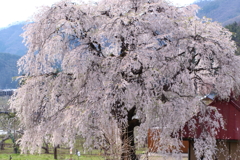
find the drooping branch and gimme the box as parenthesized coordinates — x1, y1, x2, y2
(0, 134, 10, 150)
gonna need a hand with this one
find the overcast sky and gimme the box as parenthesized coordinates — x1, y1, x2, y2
(0, 0, 196, 28)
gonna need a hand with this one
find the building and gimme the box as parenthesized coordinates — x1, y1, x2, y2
(0, 89, 15, 96)
(148, 93, 240, 159)
(187, 95, 240, 160)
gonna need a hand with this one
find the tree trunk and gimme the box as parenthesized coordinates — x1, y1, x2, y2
(42, 145, 50, 154)
(0, 134, 10, 150)
(13, 144, 18, 154)
(54, 145, 59, 159)
(120, 107, 140, 160)
(42, 141, 50, 154)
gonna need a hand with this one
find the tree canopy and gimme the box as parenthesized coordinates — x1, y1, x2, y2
(10, 0, 240, 159)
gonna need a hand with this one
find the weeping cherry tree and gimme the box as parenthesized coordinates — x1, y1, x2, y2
(10, 0, 240, 159)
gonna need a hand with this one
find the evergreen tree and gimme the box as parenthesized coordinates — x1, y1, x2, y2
(225, 22, 240, 55)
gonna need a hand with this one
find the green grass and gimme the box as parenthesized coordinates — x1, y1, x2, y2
(136, 148, 146, 154)
(0, 135, 147, 160)
(0, 147, 105, 160)
(0, 137, 105, 160)
(0, 153, 104, 160)
(4, 138, 12, 144)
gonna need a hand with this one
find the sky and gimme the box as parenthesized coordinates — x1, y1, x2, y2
(0, 0, 196, 29)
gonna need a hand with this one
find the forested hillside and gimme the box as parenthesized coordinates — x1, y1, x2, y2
(0, 53, 20, 89)
(0, 23, 27, 56)
(225, 22, 240, 55)
(195, 0, 240, 26)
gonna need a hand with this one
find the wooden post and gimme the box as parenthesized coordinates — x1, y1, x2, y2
(188, 140, 191, 160)
(54, 145, 58, 159)
(70, 147, 73, 160)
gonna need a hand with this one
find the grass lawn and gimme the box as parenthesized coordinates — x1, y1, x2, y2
(0, 135, 188, 160)
(0, 135, 105, 159)
(0, 153, 189, 160)
(0, 153, 104, 160)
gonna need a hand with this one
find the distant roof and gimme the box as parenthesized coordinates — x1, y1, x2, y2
(0, 89, 16, 91)
(0, 89, 15, 96)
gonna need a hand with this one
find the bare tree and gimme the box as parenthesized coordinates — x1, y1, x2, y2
(0, 97, 19, 153)
(10, 0, 240, 159)
(0, 116, 19, 153)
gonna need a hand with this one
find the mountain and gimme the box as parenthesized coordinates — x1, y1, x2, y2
(195, 0, 240, 26)
(0, 52, 20, 89)
(0, 23, 27, 56)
